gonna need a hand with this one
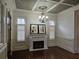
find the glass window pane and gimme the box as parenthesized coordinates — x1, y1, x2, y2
(7, 17, 10, 24)
(17, 31, 25, 42)
(17, 25, 25, 31)
(17, 18, 25, 24)
(49, 26, 55, 40)
(49, 21, 55, 26)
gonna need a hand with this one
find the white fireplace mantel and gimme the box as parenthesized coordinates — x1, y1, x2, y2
(29, 34, 48, 51)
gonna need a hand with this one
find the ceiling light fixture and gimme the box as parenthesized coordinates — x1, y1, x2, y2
(38, 6, 48, 23)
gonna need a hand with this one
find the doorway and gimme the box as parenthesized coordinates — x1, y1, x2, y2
(75, 10, 79, 53)
(6, 10, 11, 59)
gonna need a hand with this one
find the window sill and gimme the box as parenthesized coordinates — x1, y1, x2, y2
(17, 41, 26, 43)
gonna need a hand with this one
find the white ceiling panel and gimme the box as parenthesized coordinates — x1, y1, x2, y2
(49, 4, 72, 14)
(34, 1, 56, 12)
(15, 0, 37, 10)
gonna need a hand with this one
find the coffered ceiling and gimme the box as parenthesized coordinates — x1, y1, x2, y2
(15, 0, 79, 14)
(52, 0, 79, 5)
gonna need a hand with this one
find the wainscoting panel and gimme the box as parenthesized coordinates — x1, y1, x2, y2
(56, 37, 75, 53)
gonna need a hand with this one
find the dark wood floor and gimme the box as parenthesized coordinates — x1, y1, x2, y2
(12, 47, 79, 59)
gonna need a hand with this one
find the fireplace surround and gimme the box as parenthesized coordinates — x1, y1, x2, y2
(29, 34, 48, 51)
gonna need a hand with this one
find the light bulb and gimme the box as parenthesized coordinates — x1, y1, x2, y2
(46, 16, 48, 18)
(39, 16, 41, 19)
(41, 15, 45, 19)
(42, 16, 45, 19)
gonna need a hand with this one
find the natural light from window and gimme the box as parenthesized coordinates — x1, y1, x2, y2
(17, 18, 25, 42)
(49, 21, 55, 26)
(49, 20, 55, 40)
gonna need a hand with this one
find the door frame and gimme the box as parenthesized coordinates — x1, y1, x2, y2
(74, 10, 79, 53)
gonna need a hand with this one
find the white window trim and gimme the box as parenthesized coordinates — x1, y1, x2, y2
(48, 20, 55, 40)
(17, 18, 25, 42)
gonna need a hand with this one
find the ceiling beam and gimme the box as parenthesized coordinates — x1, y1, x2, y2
(16, 8, 57, 15)
(32, 0, 40, 11)
(61, 2, 74, 6)
(46, 0, 64, 12)
(47, 0, 74, 6)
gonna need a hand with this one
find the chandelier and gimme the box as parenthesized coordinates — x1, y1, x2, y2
(38, 6, 48, 23)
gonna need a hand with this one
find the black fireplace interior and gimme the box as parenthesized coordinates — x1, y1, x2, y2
(33, 41, 44, 49)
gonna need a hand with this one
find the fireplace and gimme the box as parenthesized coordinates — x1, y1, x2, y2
(33, 41, 44, 49)
(29, 34, 48, 51)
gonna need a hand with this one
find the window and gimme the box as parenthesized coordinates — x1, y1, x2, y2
(17, 18, 25, 42)
(49, 21, 55, 26)
(49, 20, 55, 40)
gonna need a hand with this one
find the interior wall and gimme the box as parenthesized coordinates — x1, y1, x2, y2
(12, 9, 57, 51)
(0, 0, 16, 59)
(1, 0, 16, 52)
(56, 4, 79, 53)
(75, 10, 79, 53)
(2, 0, 79, 53)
